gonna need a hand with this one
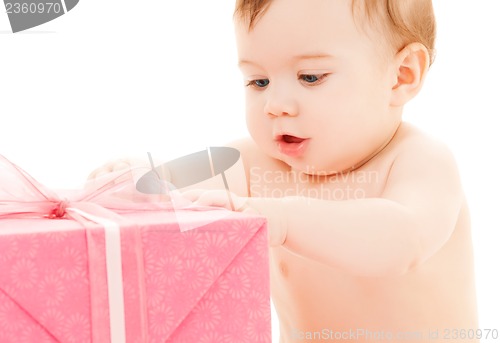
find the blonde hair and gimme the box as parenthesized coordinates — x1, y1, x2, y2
(234, 0, 436, 65)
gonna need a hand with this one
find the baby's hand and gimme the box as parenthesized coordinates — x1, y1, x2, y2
(181, 189, 254, 213)
(85, 158, 150, 191)
(181, 189, 286, 246)
(87, 158, 148, 180)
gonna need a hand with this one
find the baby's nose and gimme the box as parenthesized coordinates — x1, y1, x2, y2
(265, 97, 298, 117)
(264, 86, 299, 117)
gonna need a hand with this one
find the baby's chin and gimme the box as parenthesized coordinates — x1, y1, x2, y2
(269, 146, 362, 176)
(286, 161, 350, 177)
(290, 154, 375, 176)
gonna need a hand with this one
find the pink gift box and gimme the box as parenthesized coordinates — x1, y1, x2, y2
(0, 209, 271, 342)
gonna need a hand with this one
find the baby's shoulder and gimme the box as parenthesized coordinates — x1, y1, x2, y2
(384, 123, 462, 185)
(392, 123, 458, 162)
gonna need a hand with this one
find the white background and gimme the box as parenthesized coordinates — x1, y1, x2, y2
(1, 0, 499, 340)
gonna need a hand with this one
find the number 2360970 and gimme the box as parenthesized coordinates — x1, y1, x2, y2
(5, 2, 62, 14)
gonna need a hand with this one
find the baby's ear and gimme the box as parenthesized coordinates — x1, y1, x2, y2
(390, 42, 430, 106)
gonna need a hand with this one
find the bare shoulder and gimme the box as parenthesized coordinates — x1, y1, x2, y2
(391, 123, 461, 171)
(383, 123, 464, 201)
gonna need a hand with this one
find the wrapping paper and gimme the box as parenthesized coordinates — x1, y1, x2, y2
(0, 155, 271, 342)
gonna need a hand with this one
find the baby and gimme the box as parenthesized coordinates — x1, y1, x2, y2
(217, 0, 477, 341)
(91, 0, 478, 341)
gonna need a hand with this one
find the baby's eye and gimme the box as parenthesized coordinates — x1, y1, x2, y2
(246, 79, 270, 89)
(299, 74, 329, 85)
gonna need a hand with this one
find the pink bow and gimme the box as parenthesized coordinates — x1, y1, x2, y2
(0, 154, 172, 219)
(0, 154, 174, 342)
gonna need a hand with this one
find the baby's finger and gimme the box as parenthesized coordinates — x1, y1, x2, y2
(87, 162, 118, 182)
(180, 189, 207, 202)
(194, 190, 231, 209)
(87, 165, 110, 180)
(242, 205, 259, 215)
(195, 190, 250, 212)
(95, 167, 114, 179)
(111, 161, 133, 172)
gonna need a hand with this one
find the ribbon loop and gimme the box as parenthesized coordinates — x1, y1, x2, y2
(0, 154, 174, 218)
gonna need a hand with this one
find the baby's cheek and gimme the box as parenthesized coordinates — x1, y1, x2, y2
(247, 122, 268, 148)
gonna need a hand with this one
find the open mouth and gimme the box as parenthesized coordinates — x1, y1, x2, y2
(276, 134, 309, 157)
(282, 135, 306, 144)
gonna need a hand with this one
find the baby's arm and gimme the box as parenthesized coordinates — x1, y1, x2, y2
(249, 139, 464, 277)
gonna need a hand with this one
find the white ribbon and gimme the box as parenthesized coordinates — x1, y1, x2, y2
(68, 207, 126, 343)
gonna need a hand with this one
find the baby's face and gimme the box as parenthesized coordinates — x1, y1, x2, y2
(235, 0, 402, 174)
